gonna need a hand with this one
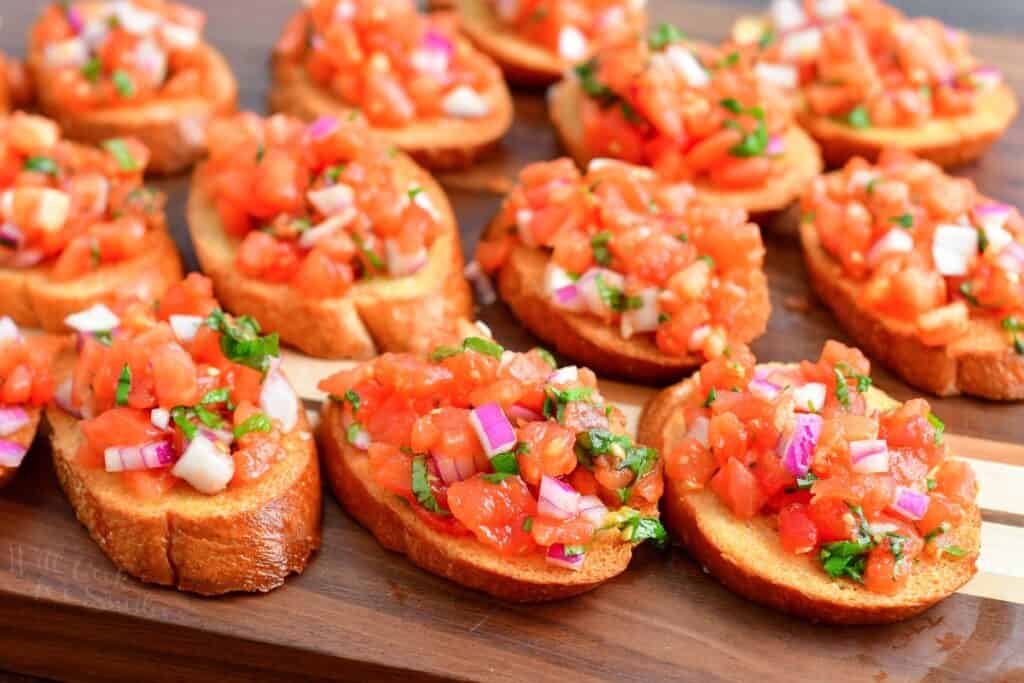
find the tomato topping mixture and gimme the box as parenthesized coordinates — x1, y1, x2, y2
(475, 157, 769, 359)
(69, 274, 302, 499)
(200, 113, 441, 296)
(31, 0, 209, 112)
(490, 0, 644, 62)
(275, 0, 501, 127)
(0, 113, 162, 279)
(0, 319, 64, 409)
(663, 340, 977, 593)
(572, 23, 794, 188)
(740, 0, 1001, 128)
(318, 337, 667, 565)
(804, 149, 1024, 352)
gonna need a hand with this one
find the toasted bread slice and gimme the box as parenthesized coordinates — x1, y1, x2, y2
(29, 44, 238, 175)
(800, 221, 1024, 399)
(638, 365, 981, 624)
(487, 223, 771, 383)
(268, 31, 513, 171)
(46, 393, 322, 595)
(0, 228, 184, 333)
(0, 407, 41, 489)
(547, 78, 824, 222)
(318, 399, 647, 601)
(796, 86, 1018, 169)
(188, 154, 473, 360)
(455, 0, 570, 86)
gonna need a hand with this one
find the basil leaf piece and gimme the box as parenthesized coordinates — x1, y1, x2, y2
(115, 364, 132, 406)
(103, 138, 138, 171)
(411, 456, 448, 514)
(204, 309, 280, 372)
(233, 412, 272, 439)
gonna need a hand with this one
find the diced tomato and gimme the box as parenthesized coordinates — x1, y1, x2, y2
(368, 443, 414, 499)
(808, 496, 854, 543)
(779, 503, 818, 554)
(864, 543, 909, 595)
(516, 421, 577, 486)
(447, 475, 538, 556)
(122, 469, 178, 501)
(80, 408, 165, 468)
(709, 457, 762, 519)
(664, 436, 717, 490)
(531, 516, 594, 547)
(934, 459, 976, 506)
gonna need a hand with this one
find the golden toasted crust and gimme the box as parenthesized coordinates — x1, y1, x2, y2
(29, 43, 238, 175)
(0, 407, 41, 489)
(268, 25, 513, 171)
(455, 0, 568, 86)
(547, 78, 824, 222)
(187, 154, 473, 359)
(46, 392, 322, 595)
(797, 86, 1018, 169)
(318, 400, 640, 601)
(487, 221, 771, 384)
(800, 221, 1024, 399)
(0, 228, 184, 333)
(637, 367, 981, 624)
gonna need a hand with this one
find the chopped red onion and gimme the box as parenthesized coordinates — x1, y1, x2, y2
(44, 37, 89, 68)
(781, 26, 822, 60)
(66, 6, 85, 33)
(200, 427, 235, 446)
(171, 433, 234, 494)
(546, 543, 585, 571)
(867, 228, 914, 267)
(150, 408, 170, 431)
(849, 439, 889, 474)
(298, 209, 356, 250)
(579, 495, 607, 528)
(890, 486, 930, 520)
(771, 0, 807, 32)
(134, 39, 168, 84)
(932, 224, 978, 276)
(441, 86, 490, 118)
(411, 30, 452, 76)
(793, 382, 827, 413)
(4, 249, 44, 268)
(161, 23, 200, 49)
(778, 413, 822, 477)
(168, 314, 203, 343)
(996, 242, 1024, 274)
(464, 260, 496, 306)
(384, 239, 427, 277)
(557, 26, 588, 61)
(538, 476, 581, 520)
(548, 365, 579, 386)
(749, 378, 781, 402)
(545, 264, 583, 311)
(688, 324, 711, 352)
(970, 66, 1003, 90)
(469, 403, 516, 458)
(620, 288, 661, 339)
(815, 0, 847, 20)
(687, 415, 710, 448)
(0, 440, 28, 468)
(0, 407, 29, 437)
(0, 222, 24, 249)
(64, 303, 120, 333)
(308, 116, 339, 141)
(766, 135, 785, 157)
(578, 268, 624, 315)
(974, 201, 1013, 230)
(104, 440, 174, 473)
(260, 371, 299, 432)
(664, 45, 709, 88)
(307, 183, 355, 216)
(553, 283, 583, 311)
(53, 378, 81, 418)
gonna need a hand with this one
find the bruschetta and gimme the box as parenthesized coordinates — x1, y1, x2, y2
(547, 24, 823, 220)
(473, 157, 771, 382)
(0, 111, 183, 332)
(187, 112, 473, 359)
(0, 319, 67, 488)
(638, 340, 980, 624)
(28, 1, 238, 175)
(801, 149, 1024, 399)
(732, 0, 1018, 168)
(454, 0, 646, 86)
(317, 339, 666, 601)
(269, 0, 513, 171)
(47, 274, 321, 594)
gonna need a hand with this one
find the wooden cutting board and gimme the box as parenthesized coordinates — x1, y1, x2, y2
(1, 1, 1023, 681)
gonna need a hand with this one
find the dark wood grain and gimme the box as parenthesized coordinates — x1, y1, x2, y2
(1, 2, 1023, 682)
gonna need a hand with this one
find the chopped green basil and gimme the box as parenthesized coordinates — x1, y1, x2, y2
(590, 231, 612, 266)
(890, 213, 914, 229)
(490, 450, 520, 475)
(112, 69, 135, 97)
(343, 389, 361, 414)
(351, 233, 384, 271)
(411, 456, 448, 514)
(462, 336, 504, 359)
(844, 105, 872, 130)
(648, 22, 686, 50)
(534, 347, 557, 369)
(702, 388, 717, 408)
(81, 56, 102, 82)
(233, 413, 271, 439)
(200, 387, 231, 405)
(102, 138, 138, 171)
(24, 156, 58, 175)
(819, 540, 872, 582)
(204, 309, 280, 372)
(927, 412, 945, 445)
(115, 364, 132, 406)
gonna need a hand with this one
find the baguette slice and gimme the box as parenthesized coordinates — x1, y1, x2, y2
(638, 365, 981, 624)
(29, 43, 238, 175)
(0, 407, 41, 489)
(487, 226, 770, 384)
(319, 400, 646, 601)
(0, 228, 184, 333)
(188, 154, 473, 360)
(801, 220, 1024, 399)
(268, 27, 513, 171)
(455, 0, 579, 86)
(796, 85, 1018, 169)
(547, 78, 824, 223)
(46, 393, 322, 595)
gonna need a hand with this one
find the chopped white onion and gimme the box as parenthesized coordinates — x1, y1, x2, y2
(44, 38, 89, 68)
(664, 45, 709, 88)
(538, 476, 580, 520)
(307, 183, 355, 216)
(578, 268, 624, 316)
(171, 434, 234, 494)
(771, 0, 807, 32)
(754, 62, 798, 90)
(620, 288, 660, 339)
(0, 440, 28, 468)
(65, 304, 120, 333)
(548, 365, 579, 386)
(441, 86, 490, 119)
(781, 27, 822, 60)
(297, 209, 356, 250)
(981, 223, 1013, 255)
(133, 39, 168, 84)
(932, 224, 978, 276)
(260, 371, 299, 433)
(867, 229, 914, 268)
(793, 382, 827, 413)
(850, 439, 890, 474)
(150, 408, 170, 431)
(688, 324, 711, 352)
(384, 239, 428, 277)
(161, 23, 200, 49)
(112, 1, 161, 34)
(0, 316, 21, 343)
(749, 379, 782, 402)
(168, 314, 203, 343)
(815, 0, 847, 20)
(0, 407, 30, 437)
(578, 495, 608, 528)
(464, 260, 496, 306)
(33, 189, 72, 233)
(104, 440, 174, 472)
(557, 26, 588, 62)
(687, 415, 709, 448)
